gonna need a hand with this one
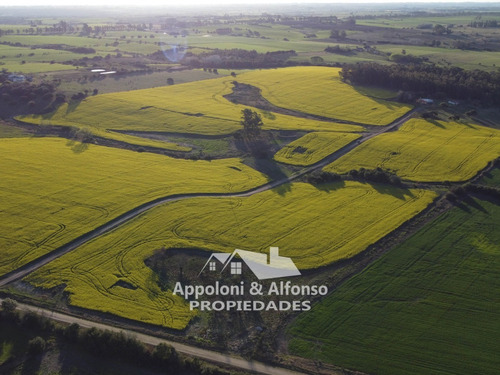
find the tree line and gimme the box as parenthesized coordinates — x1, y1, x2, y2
(469, 19, 499, 28)
(172, 48, 297, 69)
(0, 71, 60, 115)
(0, 298, 236, 375)
(303, 168, 402, 186)
(340, 63, 500, 104)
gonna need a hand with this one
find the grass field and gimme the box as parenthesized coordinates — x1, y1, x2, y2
(18, 71, 364, 146)
(274, 132, 361, 166)
(56, 69, 236, 96)
(0, 34, 160, 55)
(0, 43, 98, 73)
(1, 61, 75, 74)
(326, 119, 500, 182)
(356, 15, 498, 28)
(479, 168, 500, 187)
(376, 44, 500, 71)
(0, 137, 267, 277)
(236, 66, 413, 125)
(25, 181, 436, 328)
(0, 122, 29, 138)
(289, 197, 500, 375)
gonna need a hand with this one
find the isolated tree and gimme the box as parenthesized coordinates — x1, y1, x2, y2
(311, 56, 324, 64)
(167, 77, 174, 85)
(240, 108, 263, 136)
(433, 24, 446, 35)
(153, 343, 178, 366)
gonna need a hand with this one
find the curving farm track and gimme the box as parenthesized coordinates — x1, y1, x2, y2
(0, 108, 418, 288)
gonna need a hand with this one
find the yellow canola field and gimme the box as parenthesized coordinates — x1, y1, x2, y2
(18, 75, 363, 144)
(274, 131, 361, 166)
(26, 181, 437, 329)
(0, 137, 267, 276)
(236, 66, 413, 125)
(326, 119, 500, 182)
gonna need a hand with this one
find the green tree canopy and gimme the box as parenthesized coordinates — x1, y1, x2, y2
(240, 108, 263, 136)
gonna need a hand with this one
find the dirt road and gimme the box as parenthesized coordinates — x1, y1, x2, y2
(0, 108, 418, 289)
(0, 298, 306, 375)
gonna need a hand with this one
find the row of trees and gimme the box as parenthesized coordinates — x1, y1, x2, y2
(303, 168, 402, 186)
(0, 299, 234, 375)
(0, 72, 59, 114)
(324, 45, 354, 55)
(0, 21, 158, 37)
(347, 167, 402, 186)
(469, 20, 499, 28)
(340, 63, 500, 104)
(172, 49, 297, 69)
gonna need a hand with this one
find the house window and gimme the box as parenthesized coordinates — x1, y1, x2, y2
(231, 262, 242, 275)
(209, 261, 216, 271)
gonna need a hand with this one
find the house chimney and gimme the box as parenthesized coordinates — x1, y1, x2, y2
(268, 247, 279, 264)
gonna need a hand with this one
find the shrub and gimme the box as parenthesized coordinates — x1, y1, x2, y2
(1, 298, 17, 313)
(28, 336, 46, 355)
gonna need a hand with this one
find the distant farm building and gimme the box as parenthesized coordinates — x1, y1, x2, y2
(417, 98, 434, 105)
(7, 74, 26, 82)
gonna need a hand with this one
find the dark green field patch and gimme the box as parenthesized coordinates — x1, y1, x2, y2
(0, 320, 29, 366)
(0, 122, 30, 138)
(288, 197, 500, 375)
(479, 168, 500, 188)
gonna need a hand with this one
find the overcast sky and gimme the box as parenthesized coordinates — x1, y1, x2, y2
(2, 0, 499, 6)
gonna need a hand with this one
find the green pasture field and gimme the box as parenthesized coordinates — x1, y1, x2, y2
(0, 33, 160, 57)
(200, 22, 307, 42)
(0, 44, 99, 63)
(56, 69, 235, 96)
(0, 42, 101, 74)
(291, 50, 390, 65)
(0, 137, 267, 277)
(236, 66, 412, 125)
(376, 44, 500, 70)
(356, 15, 490, 28)
(479, 168, 500, 187)
(326, 119, 500, 182)
(185, 35, 333, 54)
(274, 132, 361, 166)
(18, 72, 364, 145)
(1, 61, 75, 74)
(102, 40, 160, 55)
(0, 34, 102, 48)
(289, 197, 500, 375)
(0, 24, 32, 30)
(25, 181, 436, 328)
